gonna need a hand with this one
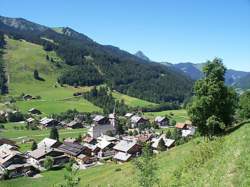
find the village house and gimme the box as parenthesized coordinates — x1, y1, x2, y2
(154, 116, 169, 126)
(130, 115, 149, 128)
(28, 108, 42, 115)
(65, 120, 83, 129)
(93, 139, 115, 159)
(151, 134, 175, 150)
(28, 147, 69, 170)
(0, 144, 34, 179)
(97, 135, 118, 143)
(26, 117, 35, 126)
(76, 154, 97, 166)
(134, 133, 153, 143)
(113, 140, 141, 162)
(57, 142, 92, 159)
(37, 138, 61, 149)
(0, 138, 18, 148)
(64, 138, 78, 144)
(88, 115, 116, 138)
(175, 122, 188, 130)
(124, 112, 134, 118)
(39, 117, 60, 129)
(82, 135, 97, 145)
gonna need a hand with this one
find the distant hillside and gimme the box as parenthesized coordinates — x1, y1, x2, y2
(134, 50, 150, 61)
(160, 61, 249, 87)
(235, 73, 250, 89)
(0, 15, 193, 103)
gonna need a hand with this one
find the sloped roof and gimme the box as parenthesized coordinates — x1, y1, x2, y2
(113, 140, 137, 152)
(97, 135, 117, 142)
(57, 142, 85, 157)
(125, 113, 134, 118)
(93, 115, 105, 122)
(151, 134, 175, 148)
(96, 140, 112, 150)
(40, 117, 54, 125)
(113, 152, 132, 161)
(38, 138, 57, 149)
(155, 116, 166, 123)
(29, 147, 53, 159)
(66, 120, 81, 127)
(175, 123, 187, 129)
(26, 117, 35, 123)
(131, 115, 142, 123)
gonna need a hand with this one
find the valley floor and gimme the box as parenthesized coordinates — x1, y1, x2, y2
(1, 122, 250, 187)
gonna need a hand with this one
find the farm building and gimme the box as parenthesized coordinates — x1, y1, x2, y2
(57, 142, 92, 158)
(39, 117, 60, 128)
(154, 116, 169, 126)
(65, 120, 83, 129)
(113, 140, 141, 162)
(37, 138, 60, 149)
(130, 115, 149, 128)
(151, 134, 175, 150)
(28, 108, 42, 115)
(0, 145, 34, 179)
(28, 147, 69, 170)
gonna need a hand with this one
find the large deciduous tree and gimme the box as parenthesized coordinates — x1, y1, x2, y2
(134, 143, 159, 187)
(187, 58, 238, 137)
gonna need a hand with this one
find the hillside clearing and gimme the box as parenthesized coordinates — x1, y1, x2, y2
(3, 37, 101, 114)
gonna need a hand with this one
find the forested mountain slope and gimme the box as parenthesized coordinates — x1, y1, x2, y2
(0, 15, 193, 103)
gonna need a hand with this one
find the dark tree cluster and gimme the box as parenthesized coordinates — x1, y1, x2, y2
(52, 109, 92, 124)
(58, 64, 104, 87)
(0, 32, 8, 95)
(83, 86, 128, 115)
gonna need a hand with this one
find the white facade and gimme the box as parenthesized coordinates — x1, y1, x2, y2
(88, 124, 115, 138)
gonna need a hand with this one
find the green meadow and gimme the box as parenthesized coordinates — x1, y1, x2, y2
(1, 123, 250, 187)
(3, 37, 101, 114)
(2, 38, 156, 115)
(145, 109, 189, 122)
(112, 90, 157, 108)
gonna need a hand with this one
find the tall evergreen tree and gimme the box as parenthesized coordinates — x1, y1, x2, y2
(49, 126, 59, 140)
(187, 58, 238, 137)
(31, 141, 38, 150)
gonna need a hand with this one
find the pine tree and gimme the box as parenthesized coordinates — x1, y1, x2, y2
(31, 141, 37, 150)
(158, 138, 166, 151)
(34, 69, 39, 80)
(49, 126, 59, 140)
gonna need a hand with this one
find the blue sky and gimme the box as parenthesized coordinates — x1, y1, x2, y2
(1, 0, 250, 71)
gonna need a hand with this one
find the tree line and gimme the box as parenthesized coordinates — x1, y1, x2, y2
(0, 32, 8, 95)
(83, 86, 128, 115)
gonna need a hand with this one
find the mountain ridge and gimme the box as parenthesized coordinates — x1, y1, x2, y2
(0, 15, 193, 103)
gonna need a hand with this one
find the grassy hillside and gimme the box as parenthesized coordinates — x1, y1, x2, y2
(1, 37, 156, 114)
(1, 122, 249, 187)
(3, 37, 101, 114)
(145, 109, 188, 122)
(113, 90, 157, 108)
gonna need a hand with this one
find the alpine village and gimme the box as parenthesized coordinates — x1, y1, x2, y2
(0, 5, 250, 187)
